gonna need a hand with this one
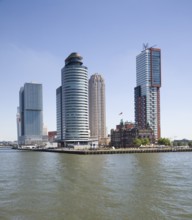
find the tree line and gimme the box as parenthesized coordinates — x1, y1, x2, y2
(133, 137, 192, 147)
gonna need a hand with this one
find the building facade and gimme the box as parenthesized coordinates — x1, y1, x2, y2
(56, 52, 90, 147)
(89, 73, 106, 141)
(17, 82, 43, 145)
(48, 131, 57, 142)
(111, 121, 154, 148)
(56, 86, 62, 141)
(135, 47, 161, 140)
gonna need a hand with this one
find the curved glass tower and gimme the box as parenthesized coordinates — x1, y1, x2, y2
(57, 53, 90, 146)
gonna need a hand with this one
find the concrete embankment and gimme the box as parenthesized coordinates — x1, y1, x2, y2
(31, 147, 192, 155)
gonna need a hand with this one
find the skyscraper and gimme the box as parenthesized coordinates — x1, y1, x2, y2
(56, 86, 62, 141)
(134, 46, 161, 140)
(89, 73, 106, 140)
(17, 82, 43, 145)
(56, 52, 90, 147)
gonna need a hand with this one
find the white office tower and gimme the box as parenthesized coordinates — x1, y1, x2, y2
(89, 73, 106, 140)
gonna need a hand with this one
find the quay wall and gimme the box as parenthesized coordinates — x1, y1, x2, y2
(30, 147, 192, 155)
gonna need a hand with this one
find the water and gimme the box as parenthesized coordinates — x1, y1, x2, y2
(0, 148, 192, 220)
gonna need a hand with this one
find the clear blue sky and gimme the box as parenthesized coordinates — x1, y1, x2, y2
(1, 0, 192, 141)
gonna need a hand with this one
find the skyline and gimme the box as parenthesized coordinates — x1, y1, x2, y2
(1, 0, 192, 141)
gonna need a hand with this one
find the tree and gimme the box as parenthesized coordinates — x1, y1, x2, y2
(177, 142, 181, 146)
(158, 138, 171, 146)
(133, 138, 142, 147)
(142, 138, 150, 145)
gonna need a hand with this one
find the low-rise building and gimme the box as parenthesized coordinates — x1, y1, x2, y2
(111, 120, 154, 148)
(48, 131, 57, 142)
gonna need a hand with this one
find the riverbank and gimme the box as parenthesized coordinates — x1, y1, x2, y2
(26, 147, 192, 154)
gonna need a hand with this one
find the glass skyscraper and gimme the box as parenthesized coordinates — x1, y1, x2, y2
(89, 73, 106, 140)
(56, 52, 90, 147)
(56, 86, 62, 141)
(17, 82, 43, 145)
(134, 47, 161, 140)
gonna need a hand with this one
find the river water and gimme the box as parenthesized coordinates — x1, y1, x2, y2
(0, 148, 192, 220)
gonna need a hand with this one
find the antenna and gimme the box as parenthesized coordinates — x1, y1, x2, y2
(143, 43, 149, 50)
(142, 43, 157, 51)
(150, 44, 157, 48)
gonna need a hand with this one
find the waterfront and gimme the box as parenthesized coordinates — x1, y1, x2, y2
(31, 146, 192, 154)
(0, 148, 192, 220)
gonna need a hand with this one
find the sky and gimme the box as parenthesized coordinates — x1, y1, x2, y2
(0, 0, 192, 141)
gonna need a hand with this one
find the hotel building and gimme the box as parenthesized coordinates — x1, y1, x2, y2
(134, 47, 161, 140)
